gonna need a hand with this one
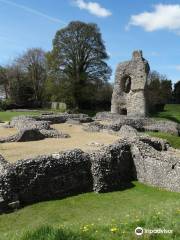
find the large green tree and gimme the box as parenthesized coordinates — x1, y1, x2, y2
(147, 71, 172, 112)
(173, 81, 180, 103)
(17, 48, 47, 102)
(0, 66, 9, 99)
(47, 21, 111, 108)
(4, 64, 34, 105)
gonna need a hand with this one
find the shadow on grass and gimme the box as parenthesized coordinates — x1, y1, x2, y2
(150, 111, 180, 124)
(159, 115, 180, 124)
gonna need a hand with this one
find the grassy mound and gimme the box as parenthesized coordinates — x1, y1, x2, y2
(0, 182, 179, 240)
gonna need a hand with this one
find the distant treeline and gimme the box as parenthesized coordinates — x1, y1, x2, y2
(0, 21, 179, 112)
(147, 71, 180, 112)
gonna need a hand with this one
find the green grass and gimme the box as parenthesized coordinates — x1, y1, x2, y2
(0, 182, 179, 240)
(0, 111, 40, 122)
(146, 131, 180, 149)
(0, 109, 64, 122)
(151, 104, 180, 124)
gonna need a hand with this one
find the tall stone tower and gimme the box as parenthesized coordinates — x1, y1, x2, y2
(111, 50, 150, 117)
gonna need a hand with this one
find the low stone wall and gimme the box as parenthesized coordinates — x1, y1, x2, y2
(91, 141, 135, 193)
(95, 112, 180, 135)
(0, 131, 179, 213)
(131, 140, 180, 192)
(0, 150, 92, 212)
(0, 113, 93, 143)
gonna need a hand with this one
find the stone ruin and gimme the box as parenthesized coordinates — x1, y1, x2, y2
(0, 50, 180, 213)
(0, 112, 179, 214)
(0, 113, 92, 143)
(0, 127, 179, 213)
(111, 50, 150, 117)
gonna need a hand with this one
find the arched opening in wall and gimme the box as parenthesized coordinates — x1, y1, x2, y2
(120, 108, 127, 115)
(121, 75, 131, 93)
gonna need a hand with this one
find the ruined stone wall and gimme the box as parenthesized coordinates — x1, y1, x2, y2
(0, 132, 179, 213)
(111, 50, 150, 117)
(0, 114, 92, 143)
(0, 150, 92, 212)
(95, 112, 180, 136)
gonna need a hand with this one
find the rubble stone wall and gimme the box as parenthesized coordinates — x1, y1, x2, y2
(111, 50, 150, 117)
(0, 132, 179, 213)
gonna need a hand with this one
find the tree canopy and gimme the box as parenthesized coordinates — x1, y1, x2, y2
(173, 81, 180, 103)
(147, 71, 172, 112)
(47, 21, 111, 108)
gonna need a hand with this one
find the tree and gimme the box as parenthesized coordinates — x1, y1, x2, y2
(17, 48, 47, 102)
(173, 81, 180, 103)
(147, 71, 172, 112)
(47, 21, 111, 108)
(0, 66, 9, 99)
(5, 64, 34, 105)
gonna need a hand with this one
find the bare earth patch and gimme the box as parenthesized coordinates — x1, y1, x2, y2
(0, 126, 17, 137)
(0, 123, 119, 162)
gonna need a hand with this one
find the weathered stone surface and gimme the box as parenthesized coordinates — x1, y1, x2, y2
(34, 114, 67, 124)
(117, 125, 139, 138)
(131, 140, 180, 192)
(35, 113, 92, 124)
(0, 115, 73, 143)
(0, 129, 38, 143)
(9, 114, 92, 130)
(111, 50, 150, 117)
(0, 149, 92, 208)
(143, 120, 180, 136)
(66, 119, 81, 125)
(40, 129, 70, 138)
(10, 116, 50, 130)
(83, 122, 104, 132)
(0, 155, 9, 174)
(139, 136, 170, 151)
(0, 129, 179, 213)
(94, 113, 180, 136)
(90, 141, 135, 192)
(0, 128, 71, 143)
(95, 112, 121, 120)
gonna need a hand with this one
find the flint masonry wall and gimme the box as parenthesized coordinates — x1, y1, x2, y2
(0, 150, 92, 209)
(0, 134, 180, 213)
(111, 50, 150, 117)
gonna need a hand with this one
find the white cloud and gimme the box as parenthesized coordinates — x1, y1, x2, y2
(128, 4, 180, 33)
(74, 0, 112, 17)
(0, 0, 66, 24)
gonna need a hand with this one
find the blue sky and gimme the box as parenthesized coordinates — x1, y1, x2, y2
(0, 0, 180, 84)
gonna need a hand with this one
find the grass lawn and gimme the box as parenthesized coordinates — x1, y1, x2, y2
(0, 182, 179, 240)
(146, 131, 180, 149)
(147, 104, 180, 149)
(151, 104, 180, 124)
(0, 109, 66, 122)
(0, 111, 41, 122)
